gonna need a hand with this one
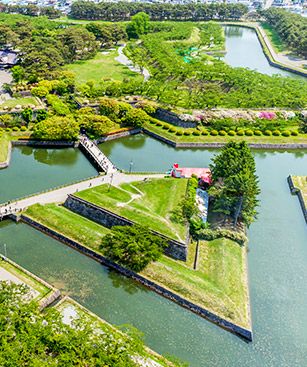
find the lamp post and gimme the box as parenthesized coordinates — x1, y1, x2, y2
(108, 173, 114, 192)
(4, 243, 7, 258)
(129, 159, 134, 174)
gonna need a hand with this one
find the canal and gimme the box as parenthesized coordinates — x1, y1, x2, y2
(0, 135, 307, 366)
(222, 25, 303, 78)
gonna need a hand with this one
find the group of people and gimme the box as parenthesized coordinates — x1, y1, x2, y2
(80, 136, 115, 173)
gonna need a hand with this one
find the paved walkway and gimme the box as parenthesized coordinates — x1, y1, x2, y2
(0, 172, 165, 217)
(79, 135, 116, 173)
(116, 45, 150, 81)
(257, 24, 306, 72)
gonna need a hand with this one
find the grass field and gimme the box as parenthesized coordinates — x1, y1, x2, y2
(144, 123, 307, 144)
(0, 133, 10, 164)
(25, 204, 110, 251)
(142, 238, 249, 328)
(0, 97, 39, 109)
(65, 49, 142, 85)
(75, 178, 188, 242)
(292, 176, 307, 207)
(261, 22, 286, 53)
(25, 201, 249, 328)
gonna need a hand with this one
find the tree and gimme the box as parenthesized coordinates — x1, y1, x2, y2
(121, 108, 150, 128)
(126, 12, 150, 39)
(32, 116, 79, 140)
(101, 225, 167, 271)
(21, 108, 33, 125)
(11, 66, 24, 83)
(209, 141, 260, 227)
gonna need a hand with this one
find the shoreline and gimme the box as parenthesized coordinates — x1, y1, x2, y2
(220, 21, 307, 77)
(287, 175, 307, 224)
(19, 213, 253, 341)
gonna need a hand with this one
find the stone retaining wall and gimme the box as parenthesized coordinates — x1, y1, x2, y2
(154, 108, 198, 128)
(95, 128, 142, 144)
(12, 140, 78, 148)
(64, 195, 188, 261)
(287, 175, 307, 223)
(20, 214, 252, 341)
(0, 255, 61, 310)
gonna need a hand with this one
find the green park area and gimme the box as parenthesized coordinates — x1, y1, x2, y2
(292, 176, 307, 206)
(25, 204, 110, 252)
(0, 97, 39, 110)
(142, 238, 249, 328)
(261, 22, 286, 53)
(0, 258, 51, 301)
(65, 49, 142, 85)
(75, 178, 189, 242)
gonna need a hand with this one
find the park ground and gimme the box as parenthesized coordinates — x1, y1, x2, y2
(24, 177, 250, 329)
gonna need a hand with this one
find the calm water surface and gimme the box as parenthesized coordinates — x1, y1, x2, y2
(1, 136, 307, 366)
(223, 25, 303, 79)
(0, 146, 96, 203)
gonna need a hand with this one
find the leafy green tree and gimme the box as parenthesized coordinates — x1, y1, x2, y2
(101, 225, 167, 271)
(126, 12, 150, 39)
(11, 65, 24, 83)
(21, 108, 33, 124)
(121, 108, 150, 128)
(32, 116, 79, 140)
(35, 109, 48, 122)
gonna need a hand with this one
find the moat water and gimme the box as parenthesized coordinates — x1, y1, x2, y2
(1, 135, 307, 366)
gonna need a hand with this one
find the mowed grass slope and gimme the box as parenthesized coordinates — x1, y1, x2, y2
(142, 238, 249, 328)
(25, 204, 110, 251)
(0, 133, 10, 164)
(292, 175, 307, 206)
(75, 178, 189, 242)
(65, 49, 142, 85)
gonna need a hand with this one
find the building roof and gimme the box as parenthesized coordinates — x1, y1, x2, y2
(172, 163, 211, 182)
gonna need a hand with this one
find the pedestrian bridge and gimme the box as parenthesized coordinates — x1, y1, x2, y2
(79, 135, 116, 174)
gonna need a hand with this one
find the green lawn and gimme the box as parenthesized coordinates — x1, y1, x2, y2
(142, 238, 249, 328)
(292, 176, 307, 207)
(0, 97, 39, 109)
(65, 49, 142, 85)
(261, 22, 286, 53)
(75, 178, 189, 242)
(144, 123, 307, 144)
(25, 204, 110, 251)
(25, 202, 249, 328)
(0, 133, 10, 164)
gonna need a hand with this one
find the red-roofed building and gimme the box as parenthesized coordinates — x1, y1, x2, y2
(171, 163, 211, 184)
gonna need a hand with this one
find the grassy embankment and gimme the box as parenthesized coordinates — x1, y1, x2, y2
(0, 259, 51, 299)
(291, 176, 307, 207)
(260, 22, 286, 53)
(0, 131, 31, 165)
(144, 122, 307, 145)
(75, 178, 189, 242)
(65, 49, 142, 85)
(25, 179, 249, 328)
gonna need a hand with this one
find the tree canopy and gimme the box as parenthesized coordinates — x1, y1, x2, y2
(209, 141, 260, 227)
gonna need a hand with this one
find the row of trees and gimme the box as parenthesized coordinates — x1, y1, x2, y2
(70, 1, 248, 21)
(209, 141, 260, 227)
(0, 2, 61, 18)
(261, 8, 307, 58)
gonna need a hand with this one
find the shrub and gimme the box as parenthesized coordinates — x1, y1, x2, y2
(5, 128, 11, 132)
(228, 130, 236, 136)
(169, 127, 176, 133)
(198, 228, 247, 246)
(176, 130, 183, 136)
(184, 130, 191, 136)
(281, 130, 291, 137)
(263, 130, 272, 136)
(272, 130, 280, 136)
(122, 108, 150, 128)
(219, 130, 227, 136)
(291, 130, 298, 136)
(46, 95, 70, 116)
(155, 121, 163, 126)
(192, 130, 201, 136)
(245, 129, 253, 136)
(210, 129, 218, 136)
(254, 130, 262, 136)
(237, 130, 244, 136)
(12, 126, 19, 131)
(20, 126, 27, 131)
(162, 123, 170, 130)
(201, 129, 209, 135)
